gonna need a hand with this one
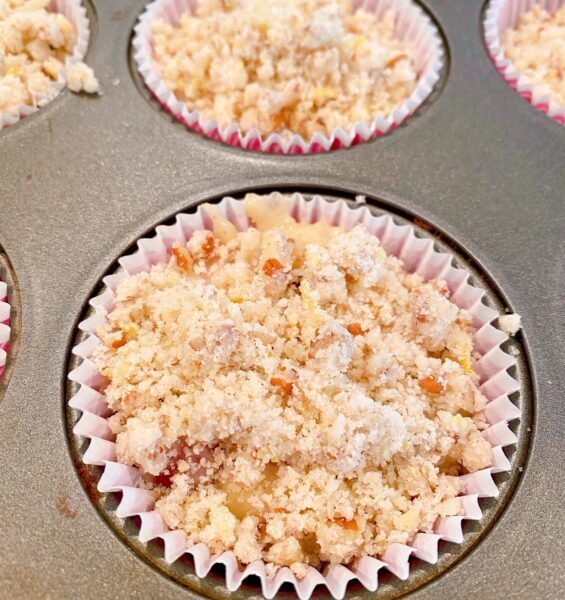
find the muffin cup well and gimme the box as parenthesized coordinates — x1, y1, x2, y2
(0, 281, 10, 379)
(485, 0, 565, 125)
(132, 0, 444, 154)
(0, 0, 90, 130)
(69, 193, 521, 599)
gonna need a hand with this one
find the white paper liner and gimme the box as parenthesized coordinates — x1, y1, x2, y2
(69, 193, 521, 599)
(132, 0, 444, 153)
(0, 281, 10, 379)
(485, 0, 565, 125)
(0, 0, 90, 130)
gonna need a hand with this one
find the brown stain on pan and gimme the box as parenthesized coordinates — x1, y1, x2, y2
(74, 461, 102, 504)
(56, 493, 78, 519)
(413, 217, 432, 231)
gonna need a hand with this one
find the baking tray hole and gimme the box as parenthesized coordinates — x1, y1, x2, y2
(126, 1, 451, 155)
(65, 187, 534, 599)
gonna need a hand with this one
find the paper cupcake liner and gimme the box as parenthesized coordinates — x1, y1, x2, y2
(132, 0, 444, 154)
(0, 0, 90, 130)
(69, 193, 521, 599)
(485, 0, 565, 125)
(0, 280, 11, 380)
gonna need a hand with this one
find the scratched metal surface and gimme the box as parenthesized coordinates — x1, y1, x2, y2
(0, 1, 563, 599)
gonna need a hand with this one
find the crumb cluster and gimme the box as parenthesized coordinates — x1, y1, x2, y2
(150, 0, 417, 139)
(503, 4, 565, 107)
(0, 0, 98, 116)
(94, 194, 492, 578)
(498, 313, 521, 337)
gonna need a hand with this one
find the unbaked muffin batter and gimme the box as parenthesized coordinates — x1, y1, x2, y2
(94, 193, 492, 578)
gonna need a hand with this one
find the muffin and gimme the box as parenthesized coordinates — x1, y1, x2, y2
(485, 0, 565, 124)
(89, 194, 495, 580)
(0, 0, 98, 126)
(151, 0, 417, 140)
(134, 0, 443, 152)
(503, 4, 565, 108)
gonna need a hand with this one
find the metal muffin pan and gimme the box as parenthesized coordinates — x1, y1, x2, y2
(0, 0, 563, 599)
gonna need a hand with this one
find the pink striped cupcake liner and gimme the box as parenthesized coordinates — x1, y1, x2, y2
(132, 0, 444, 154)
(0, 0, 91, 130)
(0, 281, 10, 380)
(69, 193, 521, 599)
(485, 0, 565, 126)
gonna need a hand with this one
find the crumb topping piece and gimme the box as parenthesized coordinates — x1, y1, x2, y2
(498, 313, 522, 337)
(0, 0, 98, 116)
(94, 193, 492, 578)
(66, 61, 99, 94)
(503, 5, 565, 108)
(150, 0, 418, 139)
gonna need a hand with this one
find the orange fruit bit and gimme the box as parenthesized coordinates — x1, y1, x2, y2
(346, 322, 365, 336)
(344, 273, 355, 284)
(171, 245, 192, 271)
(386, 54, 408, 69)
(123, 394, 136, 410)
(333, 517, 359, 530)
(201, 233, 216, 257)
(111, 333, 127, 349)
(273, 507, 288, 514)
(271, 108, 292, 131)
(263, 258, 285, 277)
(416, 314, 427, 323)
(419, 376, 443, 395)
(270, 377, 293, 396)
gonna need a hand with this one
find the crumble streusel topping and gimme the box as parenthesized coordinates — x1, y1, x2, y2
(498, 313, 521, 337)
(503, 4, 565, 108)
(94, 193, 492, 578)
(0, 0, 99, 116)
(150, 0, 418, 139)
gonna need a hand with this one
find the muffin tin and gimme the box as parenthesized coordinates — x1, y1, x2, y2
(0, 0, 563, 599)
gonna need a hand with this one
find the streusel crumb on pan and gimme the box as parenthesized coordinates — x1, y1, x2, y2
(0, 0, 98, 116)
(150, 0, 417, 139)
(503, 4, 565, 108)
(94, 194, 492, 578)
